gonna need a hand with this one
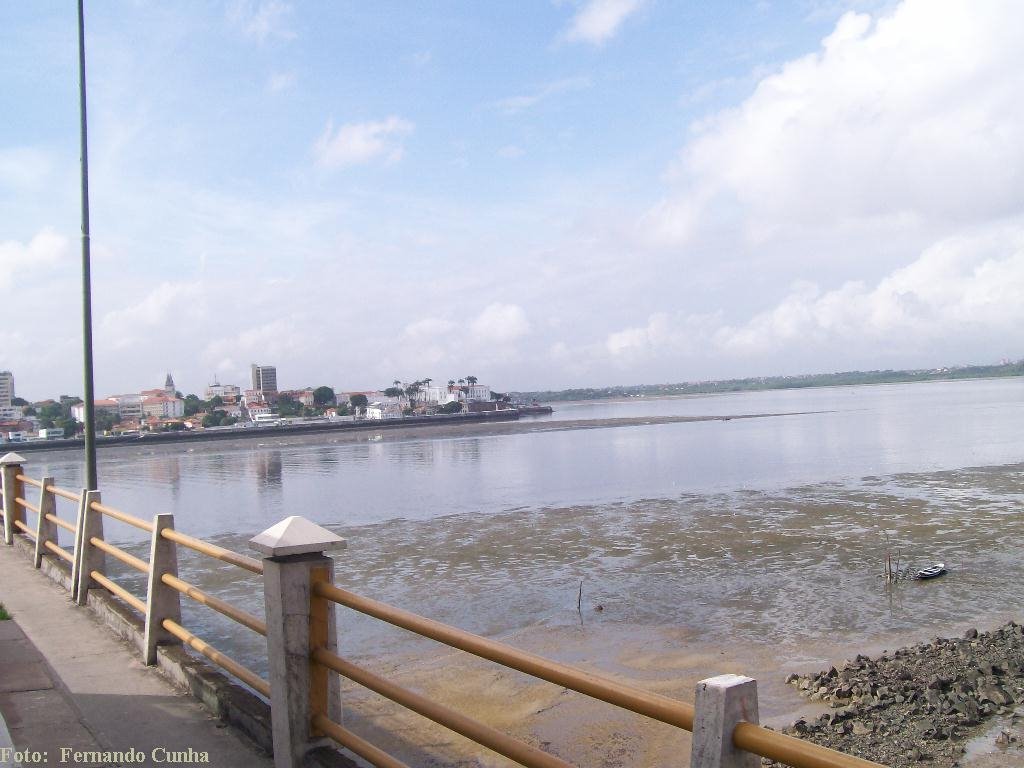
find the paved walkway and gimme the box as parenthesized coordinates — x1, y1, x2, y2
(0, 542, 274, 768)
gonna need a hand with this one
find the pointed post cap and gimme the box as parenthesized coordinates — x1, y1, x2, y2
(0, 452, 26, 466)
(249, 515, 347, 558)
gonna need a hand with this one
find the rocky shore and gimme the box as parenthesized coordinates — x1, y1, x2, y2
(772, 622, 1024, 767)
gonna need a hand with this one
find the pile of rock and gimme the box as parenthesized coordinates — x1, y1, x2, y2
(771, 622, 1024, 767)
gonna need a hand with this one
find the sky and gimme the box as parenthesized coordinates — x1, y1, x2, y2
(2, 0, 1023, 398)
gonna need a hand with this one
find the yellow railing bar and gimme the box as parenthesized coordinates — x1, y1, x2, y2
(312, 714, 412, 768)
(51, 486, 81, 503)
(312, 647, 574, 768)
(13, 519, 35, 538)
(314, 582, 694, 730)
(161, 573, 266, 636)
(90, 571, 147, 614)
(160, 528, 263, 575)
(15, 474, 42, 489)
(733, 722, 886, 768)
(16, 497, 39, 514)
(45, 513, 76, 533)
(161, 619, 270, 697)
(90, 501, 154, 532)
(43, 540, 74, 564)
(89, 536, 150, 574)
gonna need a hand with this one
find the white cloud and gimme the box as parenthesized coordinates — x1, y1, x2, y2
(714, 225, 1024, 355)
(601, 223, 1024, 365)
(227, 1, 296, 43)
(313, 117, 415, 169)
(606, 312, 722, 360)
(404, 317, 457, 339)
(0, 148, 56, 189)
(497, 145, 525, 159)
(493, 77, 591, 115)
(565, 0, 643, 45)
(266, 71, 296, 93)
(99, 282, 202, 350)
(470, 303, 531, 343)
(0, 229, 70, 288)
(649, 0, 1024, 246)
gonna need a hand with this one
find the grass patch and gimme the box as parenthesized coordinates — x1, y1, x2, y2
(0, 603, 10, 620)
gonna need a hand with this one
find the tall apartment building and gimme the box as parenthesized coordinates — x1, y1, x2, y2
(0, 371, 14, 408)
(250, 364, 278, 394)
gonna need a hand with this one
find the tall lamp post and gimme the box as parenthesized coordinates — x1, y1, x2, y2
(78, 0, 98, 490)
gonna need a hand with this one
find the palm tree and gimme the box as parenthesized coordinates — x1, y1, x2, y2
(466, 375, 478, 385)
(447, 379, 455, 388)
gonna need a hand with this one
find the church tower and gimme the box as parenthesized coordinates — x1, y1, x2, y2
(164, 372, 176, 395)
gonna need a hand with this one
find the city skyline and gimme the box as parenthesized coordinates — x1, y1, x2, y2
(3, 1, 1023, 396)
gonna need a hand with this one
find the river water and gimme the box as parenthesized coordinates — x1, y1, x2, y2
(22, 377, 1024, 765)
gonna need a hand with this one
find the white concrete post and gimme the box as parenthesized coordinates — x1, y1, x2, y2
(33, 477, 58, 568)
(144, 513, 183, 665)
(69, 489, 90, 598)
(74, 490, 105, 606)
(1, 453, 26, 545)
(691, 674, 760, 768)
(250, 516, 346, 768)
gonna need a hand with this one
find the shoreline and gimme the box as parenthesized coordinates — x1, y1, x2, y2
(7, 409, 813, 455)
(778, 621, 1024, 767)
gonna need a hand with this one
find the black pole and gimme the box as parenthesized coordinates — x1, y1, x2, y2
(78, 0, 98, 490)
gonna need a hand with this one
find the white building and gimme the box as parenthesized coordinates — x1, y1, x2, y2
(0, 371, 13, 408)
(108, 394, 145, 420)
(39, 428, 64, 440)
(247, 402, 272, 418)
(71, 399, 121, 423)
(365, 401, 402, 420)
(465, 383, 491, 402)
(422, 386, 459, 405)
(142, 395, 185, 419)
(205, 382, 242, 401)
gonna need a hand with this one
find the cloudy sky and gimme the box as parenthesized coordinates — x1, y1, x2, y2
(3, 0, 1023, 398)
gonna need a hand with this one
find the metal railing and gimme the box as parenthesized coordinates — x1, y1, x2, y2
(0, 456, 887, 768)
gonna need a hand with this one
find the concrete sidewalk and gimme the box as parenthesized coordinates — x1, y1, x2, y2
(0, 543, 274, 768)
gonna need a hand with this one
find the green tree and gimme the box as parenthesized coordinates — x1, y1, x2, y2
(11, 397, 28, 406)
(383, 387, 403, 398)
(94, 411, 118, 433)
(54, 417, 79, 437)
(209, 395, 224, 408)
(202, 410, 227, 428)
(466, 375, 478, 385)
(277, 395, 302, 417)
(313, 386, 336, 406)
(184, 394, 204, 417)
(440, 401, 462, 414)
(349, 393, 368, 408)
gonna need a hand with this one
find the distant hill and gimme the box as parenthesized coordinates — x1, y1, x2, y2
(511, 360, 1024, 403)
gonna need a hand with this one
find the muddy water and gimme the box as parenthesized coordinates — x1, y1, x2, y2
(24, 377, 1024, 766)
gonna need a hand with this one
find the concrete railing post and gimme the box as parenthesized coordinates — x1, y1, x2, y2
(1, 453, 26, 545)
(691, 674, 760, 768)
(250, 516, 346, 768)
(69, 489, 89, 597)
(144, 513, 183, 665)
(74, 490, 105, 605)
(34, 477, 58, 568)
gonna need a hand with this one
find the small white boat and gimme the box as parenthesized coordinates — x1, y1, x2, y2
(916, 563, 947, 580)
